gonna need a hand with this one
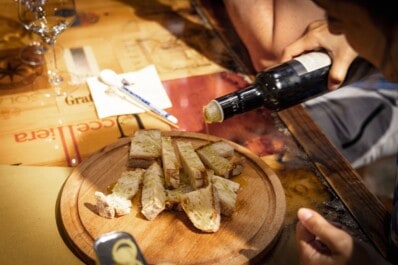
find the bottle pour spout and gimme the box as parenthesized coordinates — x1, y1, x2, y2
(203, 100, 224, 123)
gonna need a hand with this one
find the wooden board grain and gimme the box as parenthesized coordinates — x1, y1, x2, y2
(59, 131, 286, 265)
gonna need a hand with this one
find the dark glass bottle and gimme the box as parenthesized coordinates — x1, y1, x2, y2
(204, 52, 374, 123)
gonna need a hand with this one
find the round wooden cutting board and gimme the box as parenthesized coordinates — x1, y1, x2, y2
(59, 131, 286, 265)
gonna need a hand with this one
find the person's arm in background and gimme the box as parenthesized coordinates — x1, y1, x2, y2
(223, 0, 324, 71)
(296, 208, 392, 265)
(280, 19, 358, 90)
(223, 1, 360, 90)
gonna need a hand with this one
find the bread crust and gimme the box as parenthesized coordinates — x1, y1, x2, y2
(197, 145, 234, 178)
(95, 192, 132, 219)
(128, 129, 162, 168)
(196, 141, 244, 178)
(176, 141, 208, 189)
(211, 174, 240, 216)
(112, 169, 145, 199)
(180, 184, 221, 233)
(141, 162, 166, 221)
(161, 136, 181, 188)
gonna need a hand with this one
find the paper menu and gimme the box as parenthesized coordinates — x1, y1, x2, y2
(87, 65, 173, 119)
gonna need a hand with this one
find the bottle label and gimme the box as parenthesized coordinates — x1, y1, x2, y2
(293, 52, 332, 73)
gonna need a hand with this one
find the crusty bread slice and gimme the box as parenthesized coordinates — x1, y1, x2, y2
(180, 184, 221, 233)
(112, 169, 145, 199)
(161, 136, 181, 188)
(211, 174, 240, 216)
(207, 141, 245, 176)
(95, 192, 132, 219)
(128, 129, 161, 168)
(141, 162, 166, 221)
(206, 141, 235, 157)
(176, 141, 208, 189)
(164, 189, 183, 210)
(95, 169, 144, 219)
(197, 141, 244, 178)
(196, 145, 234, 178)
(164, 171, 195, 210)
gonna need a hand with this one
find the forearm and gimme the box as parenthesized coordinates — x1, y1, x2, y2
(223, 0, 276, 70)
(223, 0, 325, 71)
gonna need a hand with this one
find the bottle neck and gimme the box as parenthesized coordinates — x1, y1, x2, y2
(212, 85, 265, 121)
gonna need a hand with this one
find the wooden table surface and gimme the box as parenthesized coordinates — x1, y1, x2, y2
(0, 0, 391, 264)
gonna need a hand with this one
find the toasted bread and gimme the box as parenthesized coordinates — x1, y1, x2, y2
(176, 141, 208, 189)
(164, 189, 183, 210)
(141, 162, 166, 220)
(207, 141, 245, 176)
(197, 142, 244, 178)
(205, 141, 235, 157)
(196, 145, 234, 178)
(180, 184, 221, 232)
(161, 136, 181, 188)
(211, 174, 240, 216)
(95, 192, 132, 219)
(97, 130, 245, 232)
(112, 169, 145, 199)
(95, 169, 144, 219)
(128, 129, 162, 168)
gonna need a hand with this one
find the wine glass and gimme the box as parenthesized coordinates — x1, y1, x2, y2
(17, 0, 78, 96)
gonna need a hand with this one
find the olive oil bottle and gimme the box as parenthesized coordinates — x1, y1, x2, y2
(204, 52, 374, 123)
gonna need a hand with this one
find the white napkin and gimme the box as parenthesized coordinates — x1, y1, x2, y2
(87, 65, 172, 119)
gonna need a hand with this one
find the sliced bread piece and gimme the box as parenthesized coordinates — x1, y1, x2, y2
(197, 141, 244, 178)
(164, 189, 183, 210)
(112, 169, 145, 199)
(95, 191, 132, 219)
(128, 129, 162, 168)
(161, 135, 181, 188)
(141, 162, 166, 220)
(180, 184, 221, 233)
(196, 145, 234, 178)
(176, 141, 208, 189)
(206, 141, 235, 157)
(211, 174, 240, 216)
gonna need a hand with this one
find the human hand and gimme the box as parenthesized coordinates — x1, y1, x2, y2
(296, 208, 391, 265)
(280, 20, 358, 90)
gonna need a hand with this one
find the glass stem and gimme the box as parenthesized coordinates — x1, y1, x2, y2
(46, 41, 63, 86)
